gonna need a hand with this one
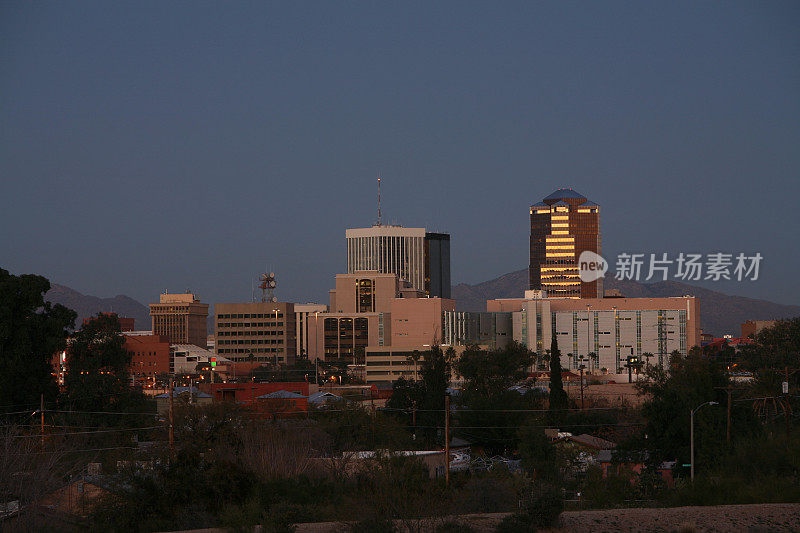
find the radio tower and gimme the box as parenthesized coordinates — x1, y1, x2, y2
(376, 175, 382, 226)
(258, 272, 277, 303)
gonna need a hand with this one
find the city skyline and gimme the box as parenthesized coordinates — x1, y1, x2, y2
(2, 2, 798, 307)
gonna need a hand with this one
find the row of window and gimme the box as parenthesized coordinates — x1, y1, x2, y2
(218, 330, 284, 336)
(218, 348, 284, 355)
(217, 313, 284, 319)
(217, 322, 284, 328)
(217, 339, 284, 345)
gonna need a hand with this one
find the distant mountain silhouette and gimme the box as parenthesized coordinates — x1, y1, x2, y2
(43, 276, 800, 339)
(45, 284, 151, 331)
(452, 269, 800, 336)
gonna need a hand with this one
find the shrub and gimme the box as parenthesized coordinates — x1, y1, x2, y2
(497, 483, 563, 532)
(350, 516, 396, 532)
(436, 520, 474, 532)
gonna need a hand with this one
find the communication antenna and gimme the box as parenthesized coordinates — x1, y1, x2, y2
(377, 175, 382, 226)
(258, 272, 277, 303)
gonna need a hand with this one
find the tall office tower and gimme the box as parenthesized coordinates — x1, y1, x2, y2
(346, 225, 451, 298)
(529, 188, 601, 298)
(150, 292, 209, 346)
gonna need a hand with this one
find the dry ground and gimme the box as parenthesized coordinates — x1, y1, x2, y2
(559, 503, 800, 532)
(291, 503, 800, 532)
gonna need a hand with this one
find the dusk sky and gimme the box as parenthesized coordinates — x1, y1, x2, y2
(2, 2, 798, 307)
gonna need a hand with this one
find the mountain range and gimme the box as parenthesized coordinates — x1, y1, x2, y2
(45, 284, 152, 330)
(44, 273, 800, 338)
(452, 269, 800, 336)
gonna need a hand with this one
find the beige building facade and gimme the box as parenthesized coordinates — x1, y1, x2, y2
(150, 293, 209, 347)
(295, 303, 328, 358)
(488, 294, 700, 373)
(330, 271, 400, 314)
(214, 302, 296, 365)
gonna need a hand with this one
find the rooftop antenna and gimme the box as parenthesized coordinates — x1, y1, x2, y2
(377, 175, 382, 226)
(258, 272, 277, 303)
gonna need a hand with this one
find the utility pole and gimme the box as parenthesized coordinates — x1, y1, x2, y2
(785, 366, 791, 444)
(412, 400, 417, 440)
(768, 366, 799, 447)
(444, 394, 450, 486)
(579, 363, 585, 410)
(40, 393, 44, 448)
(168, 379, 175, 459)
(715, 385, 746, 445)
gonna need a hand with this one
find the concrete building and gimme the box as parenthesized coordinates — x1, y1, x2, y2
(214, 302, 296, 367)
(741, 320, 778, 338)
(529, 189, 601, 299)
(346, 225, 451, 298)
(330, 271, 401, 314)
(306, 312, 385, 364)
(171, 344, 231, 375)
(365, 345, 467, 383)
(389, 297, 456, 349)
(83, 313, 135, 332)
(155, 387, 212, 414)
(305, 270, 456, 365)
(150, 292, 208, 346)
(442, 311, 513, 349)
(295, 303, 328, 359)
(488, 293, 700, 373)
(123, 332, 171, 385)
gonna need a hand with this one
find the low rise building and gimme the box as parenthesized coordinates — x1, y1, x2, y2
(214, 302, 297, 368)
(123, 332, 171, 386)
(171, 344, 231, 375)
(488, 292, 700, 373)
(741, 320, 778, 338)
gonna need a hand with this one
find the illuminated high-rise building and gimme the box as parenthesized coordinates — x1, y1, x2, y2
(345, 225, 450, 298)
(529, 188, 601, 298)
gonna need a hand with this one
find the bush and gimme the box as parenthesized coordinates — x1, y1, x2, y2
(350, 516, 396, 532)
(496, 483, 563, 532)
(456, 473, 519, 513)
(436, 520, 474, 532)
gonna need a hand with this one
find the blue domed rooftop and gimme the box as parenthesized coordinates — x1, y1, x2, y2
(543, 188, 586, 201)
(541, 188, 592, 206)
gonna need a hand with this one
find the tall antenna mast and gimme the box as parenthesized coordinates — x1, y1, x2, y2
(258, 272, 277, 303)
(377, 175, 382, 226)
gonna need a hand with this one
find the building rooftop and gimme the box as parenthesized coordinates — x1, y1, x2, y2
(308, 391, 343, 404)
(154, 386, 211, 398)
(256, 390, 307, 400)
(543, 188, 587, 201)
(540, 188, 596, 207)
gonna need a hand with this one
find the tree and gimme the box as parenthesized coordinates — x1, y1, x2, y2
(387, 345, 453, 446)
(739, 318, 800, 375)
(455, 343, 532, 399)
(454, 343, 537, 453)
(62, 313, 150, 425)
(0, 269, 75, 412)
(518, 423, 558, 481)
(548, 336, 569, 415)
(636, 348, 758, 467)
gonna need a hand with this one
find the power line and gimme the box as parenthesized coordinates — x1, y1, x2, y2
(11, 426, 162, 439)
(5, 444, 167, 457)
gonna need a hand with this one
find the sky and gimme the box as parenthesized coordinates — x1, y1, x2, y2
(1, 1, 799, 307)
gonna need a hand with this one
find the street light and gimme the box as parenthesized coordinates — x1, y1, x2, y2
(690, 400, 718, 482)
